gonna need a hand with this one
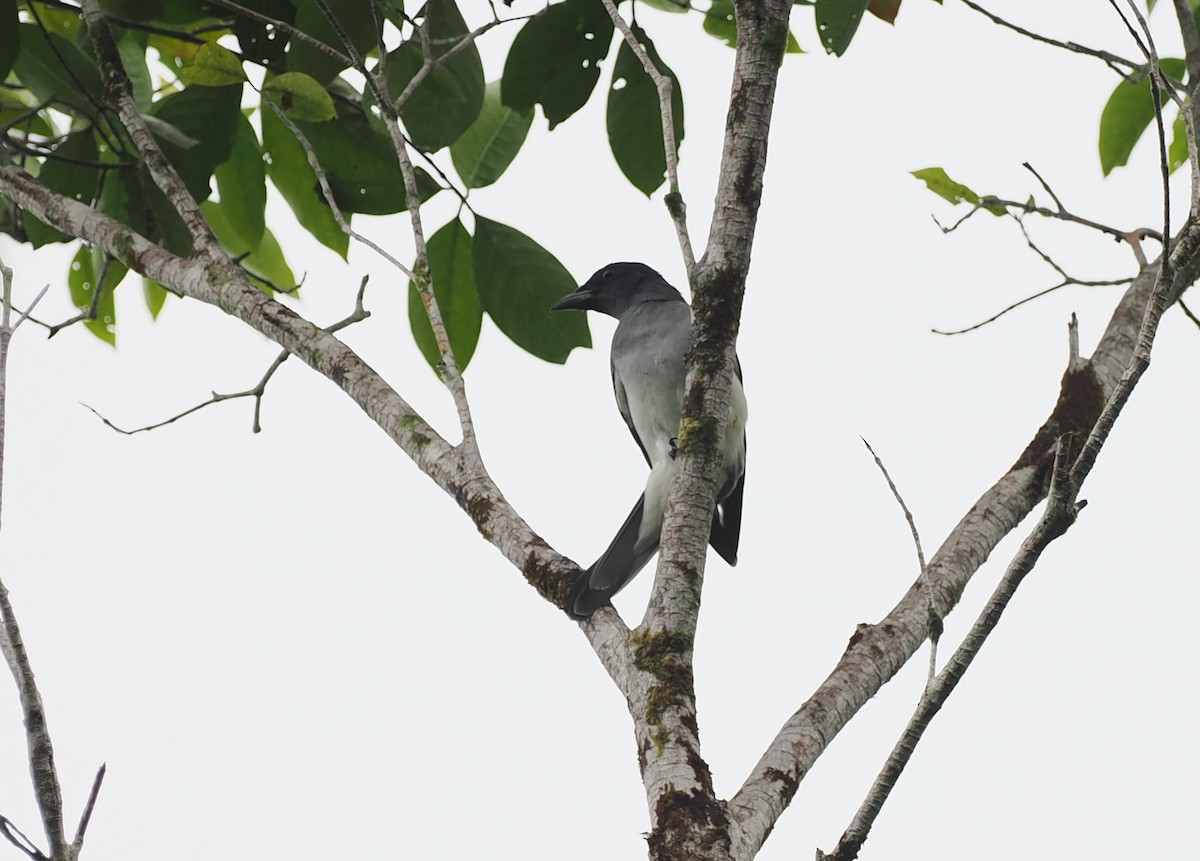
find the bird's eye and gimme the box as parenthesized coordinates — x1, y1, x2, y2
(602, 267, 612, 280)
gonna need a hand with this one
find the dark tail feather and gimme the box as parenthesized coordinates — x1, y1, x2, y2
(567, 495, 658, 620)
(709, 471, 744, 566)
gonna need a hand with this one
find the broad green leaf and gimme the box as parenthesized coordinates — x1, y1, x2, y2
(287, 0, 380, 84)
(118, 31, 154, 108)
(181, 42, 247, 86)
(639, 0, 688, 11)
(607, 25, 684, 196)
(450, 80, 533, 189)
(1099, 58, 1186, 175)
(263, 71, 336, 121)
(201, 199, 297, 292)
(408, 218, 483, 372)
(260, 101, 349, 258)
(150, 83, 241, 201)
(235, 0, 294, 63)
(143, 278, 169, 320)
(911, 166, 981, 205)
(68, 245, 125, 346)
(385, 0, 485, 152)
(501, 0, 615, 129)
(0, 89, 55, 138)
(0, 0, 19, 84)
(96, 164, 194, 255)
(290, 100, 440, 215)
(24, 132, 102, 247)
(214, 113, 267, 248)
(33, 7, 80, 40)
(814, 0, 871, 56)
(472, 217, 590, 363)
(1169, 111, 1189, 173)
(13, 24, 104, 118)
(702, 1, 737, 48)
(160, 0, 222, 24)
(101, 0, 164, 18)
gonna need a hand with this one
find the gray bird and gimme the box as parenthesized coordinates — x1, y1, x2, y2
(551, 262, 747, 620)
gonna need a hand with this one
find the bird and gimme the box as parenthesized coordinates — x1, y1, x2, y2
(550, 262, 747, 620)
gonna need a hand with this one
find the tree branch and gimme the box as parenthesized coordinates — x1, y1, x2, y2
(820, 433, 1084, 861)
(0, 257, 69, 860)
(599, 0, 696, 275)
(0, 165, 578, 614)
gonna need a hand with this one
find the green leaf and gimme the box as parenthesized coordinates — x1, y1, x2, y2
(702, 1, 737, 48)
(1169, 111, 1189, 173)
(815, 0, 871, 56)
(100, 0, 164, 18)
(143, 278, 169, 320)
(0, 0, 19, 85)
(1099, 58, 1187, 175)
(290, 99, 441, 215)
(180, 41, 247, 86)
(68, 245, 125, 346)
(0, 89, 55, 139)
(384, 0, 485, 151)
(450, 80, 533, 189)
(408, 218, 483, 372)
(260, 99, 349, 258)
(287, 0, 380, 84)
(235, 0, 293, 63)
(263, 71, 336, 121)
(150, 82, 241, 201)
(96, 164, 194, 255)
(472, 217, 590, 363)
(201, 199, 297, 292)
(638, 0, 688, 11)
(12, 24, 104, 118)
(606, 25, 684, 196)
(501, 0, 614, 129)
(214, 113, 267, 248)
(24, 131, 102, 247)
(911, 166, 980, 206)
(118, 31, 155, 109)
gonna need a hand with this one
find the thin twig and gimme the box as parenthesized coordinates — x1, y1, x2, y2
(599, 0, 696, 277)
(0, 815, 43, 861)
(958, 0, 1148, 80)
(1179, 296, 1200, 328)
(88, 277, 372, 435)
(933, 215, 1134, 335)
(0, 256, 67, 860)
(71, 763, 106, 852)
(861, 438, 938, 683)
(860, 439, 925, 572)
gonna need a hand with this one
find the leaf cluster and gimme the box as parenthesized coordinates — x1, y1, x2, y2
(0, 0, 883, 358)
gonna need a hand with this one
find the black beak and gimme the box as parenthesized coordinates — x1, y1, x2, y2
(550, 289, 593, 312)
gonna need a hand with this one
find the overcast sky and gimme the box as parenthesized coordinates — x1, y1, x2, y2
(1, 2, 1197, 860)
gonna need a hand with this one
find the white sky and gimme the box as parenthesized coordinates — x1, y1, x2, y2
(1, 2, 1198, 860)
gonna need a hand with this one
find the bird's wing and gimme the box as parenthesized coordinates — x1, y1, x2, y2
(709, 446, 744, 566)
(611, 359, 652, 466)
(567, 492, 658, 619)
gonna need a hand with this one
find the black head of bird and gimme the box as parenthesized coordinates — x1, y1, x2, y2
(550, 262, 683, 319)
